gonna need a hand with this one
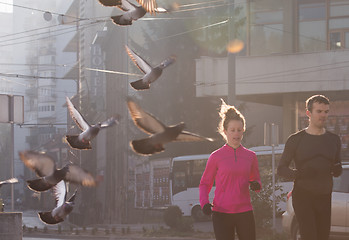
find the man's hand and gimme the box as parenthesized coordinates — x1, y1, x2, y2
(202, 203, 213, 215)
(331, 163, 342, 177)
(249, 181, 261, 191)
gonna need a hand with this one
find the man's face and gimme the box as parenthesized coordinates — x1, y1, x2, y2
(307, 102, 330, 129)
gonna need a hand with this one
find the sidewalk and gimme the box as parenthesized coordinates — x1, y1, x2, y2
(22, 210, 215, 239)
(22, 210, 284, 240)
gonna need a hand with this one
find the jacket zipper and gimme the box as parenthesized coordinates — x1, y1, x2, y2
(234, 148, 237, 162)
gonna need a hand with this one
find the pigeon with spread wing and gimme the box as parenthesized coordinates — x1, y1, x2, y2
(110, 0, 168, 26)
(127, 98, 214, 155)
(65, 96, 119, 150)
(38, 180, 77, 225)
(98, 0, 159, 15)
(125, 45, 175, 90)
(19, 150, 96, 192)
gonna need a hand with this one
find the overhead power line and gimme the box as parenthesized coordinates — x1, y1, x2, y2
(0, 0, 87, 21)
(0, 20, 104, 48)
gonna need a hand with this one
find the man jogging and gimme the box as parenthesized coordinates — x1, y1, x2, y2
(277, 94, 342, 240)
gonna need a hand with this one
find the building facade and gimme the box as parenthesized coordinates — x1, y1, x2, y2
(196, 0, 349, 158)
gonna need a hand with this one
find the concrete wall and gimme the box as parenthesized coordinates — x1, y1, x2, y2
(0, 212, 22, 240)
(195, 50, 349, 97)
(236, 50, 349, 95)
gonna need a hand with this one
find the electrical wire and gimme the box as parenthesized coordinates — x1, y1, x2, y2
(195, 61, 349, 86)
(0, 20, 105, 48)
(0, 0, 330, 49)
(0, 1, 343, 84)
(0, 0, 88, 21)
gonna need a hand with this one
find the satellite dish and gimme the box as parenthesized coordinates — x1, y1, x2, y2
(43, 11, 52, 21)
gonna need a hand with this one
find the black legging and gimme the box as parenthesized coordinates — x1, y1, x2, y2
(212, 210, 256, 240)
(292, 186, 332, 240)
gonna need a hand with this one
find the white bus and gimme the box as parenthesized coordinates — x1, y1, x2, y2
(170, 154, 213, 221)
(169, 144, 292, 221)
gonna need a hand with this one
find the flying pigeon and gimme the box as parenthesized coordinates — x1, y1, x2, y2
(125, 45, 176, 90)
(65, 96, 119, 150)
(111, 0, 168, 26)
(38, 180, 77, 225)
(98, 0, 159, 14)
(19, 150, 96, 192)
(0, 178, 18, 188)
(127, 98, 214, 155)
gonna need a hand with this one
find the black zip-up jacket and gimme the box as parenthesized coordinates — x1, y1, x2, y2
(277, 129, 342, 195)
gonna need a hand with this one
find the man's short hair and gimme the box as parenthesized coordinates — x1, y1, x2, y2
(306, 95, 330, 112)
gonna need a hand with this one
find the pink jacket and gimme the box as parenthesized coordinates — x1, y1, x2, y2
(199, 144, 261, 213)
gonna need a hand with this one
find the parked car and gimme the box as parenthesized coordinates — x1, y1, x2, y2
(282, 164, 349, 240)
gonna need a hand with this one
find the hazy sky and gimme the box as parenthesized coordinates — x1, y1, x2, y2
(0, 0, 13, 13)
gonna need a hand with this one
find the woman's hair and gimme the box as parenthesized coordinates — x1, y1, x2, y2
(218, 99, 246, 140)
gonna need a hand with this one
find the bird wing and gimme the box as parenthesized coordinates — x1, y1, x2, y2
(0, 178, 18, 186)
(98, 0, 121, 7)
(100, 117, 119, 128)
(125, 45, 152, 74)
(19, 151, 56, 177)
(136, 0, 157, 14)
(52, 180, 66, 208)
(66, 96, 90, 131)
(130, 137, 165, 156)
(127, 98, 166, 135)
(118, 0, 136, 11)
(174, 131, 215, 142)
(38, 211, 63, 225)
(64, 164, 96, 187)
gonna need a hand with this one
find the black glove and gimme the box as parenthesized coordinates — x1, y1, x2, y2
(249, 181, 261, 191)
(202, 203, 213, 215)
(331, 163, 342, 177)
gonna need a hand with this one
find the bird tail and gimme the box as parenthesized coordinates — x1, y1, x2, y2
(65, 135, 91, 150)
(130, 138, 164, 155)
(38, 211, 63, 225)
(27, 179, 53, 192)
(130, 79, 150, 90)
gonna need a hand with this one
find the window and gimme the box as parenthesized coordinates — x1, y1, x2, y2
(330, 30, 349, 50)
(298, 0, 326, 21)
(330, 1, 349, 17)
(297, 0, 326, 52)
(299, 20, 326, 52)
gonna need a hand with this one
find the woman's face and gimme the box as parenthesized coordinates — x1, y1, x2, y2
(224, 119, 244, 148)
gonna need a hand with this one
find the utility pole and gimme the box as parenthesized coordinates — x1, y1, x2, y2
(227, 0, 236, 105)
(264, 122, 279, 234)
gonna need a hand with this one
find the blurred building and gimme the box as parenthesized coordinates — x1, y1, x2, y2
(61, 0, 131, 224)
(195, 0, 349, 161)
(9, 0, 76, 209)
